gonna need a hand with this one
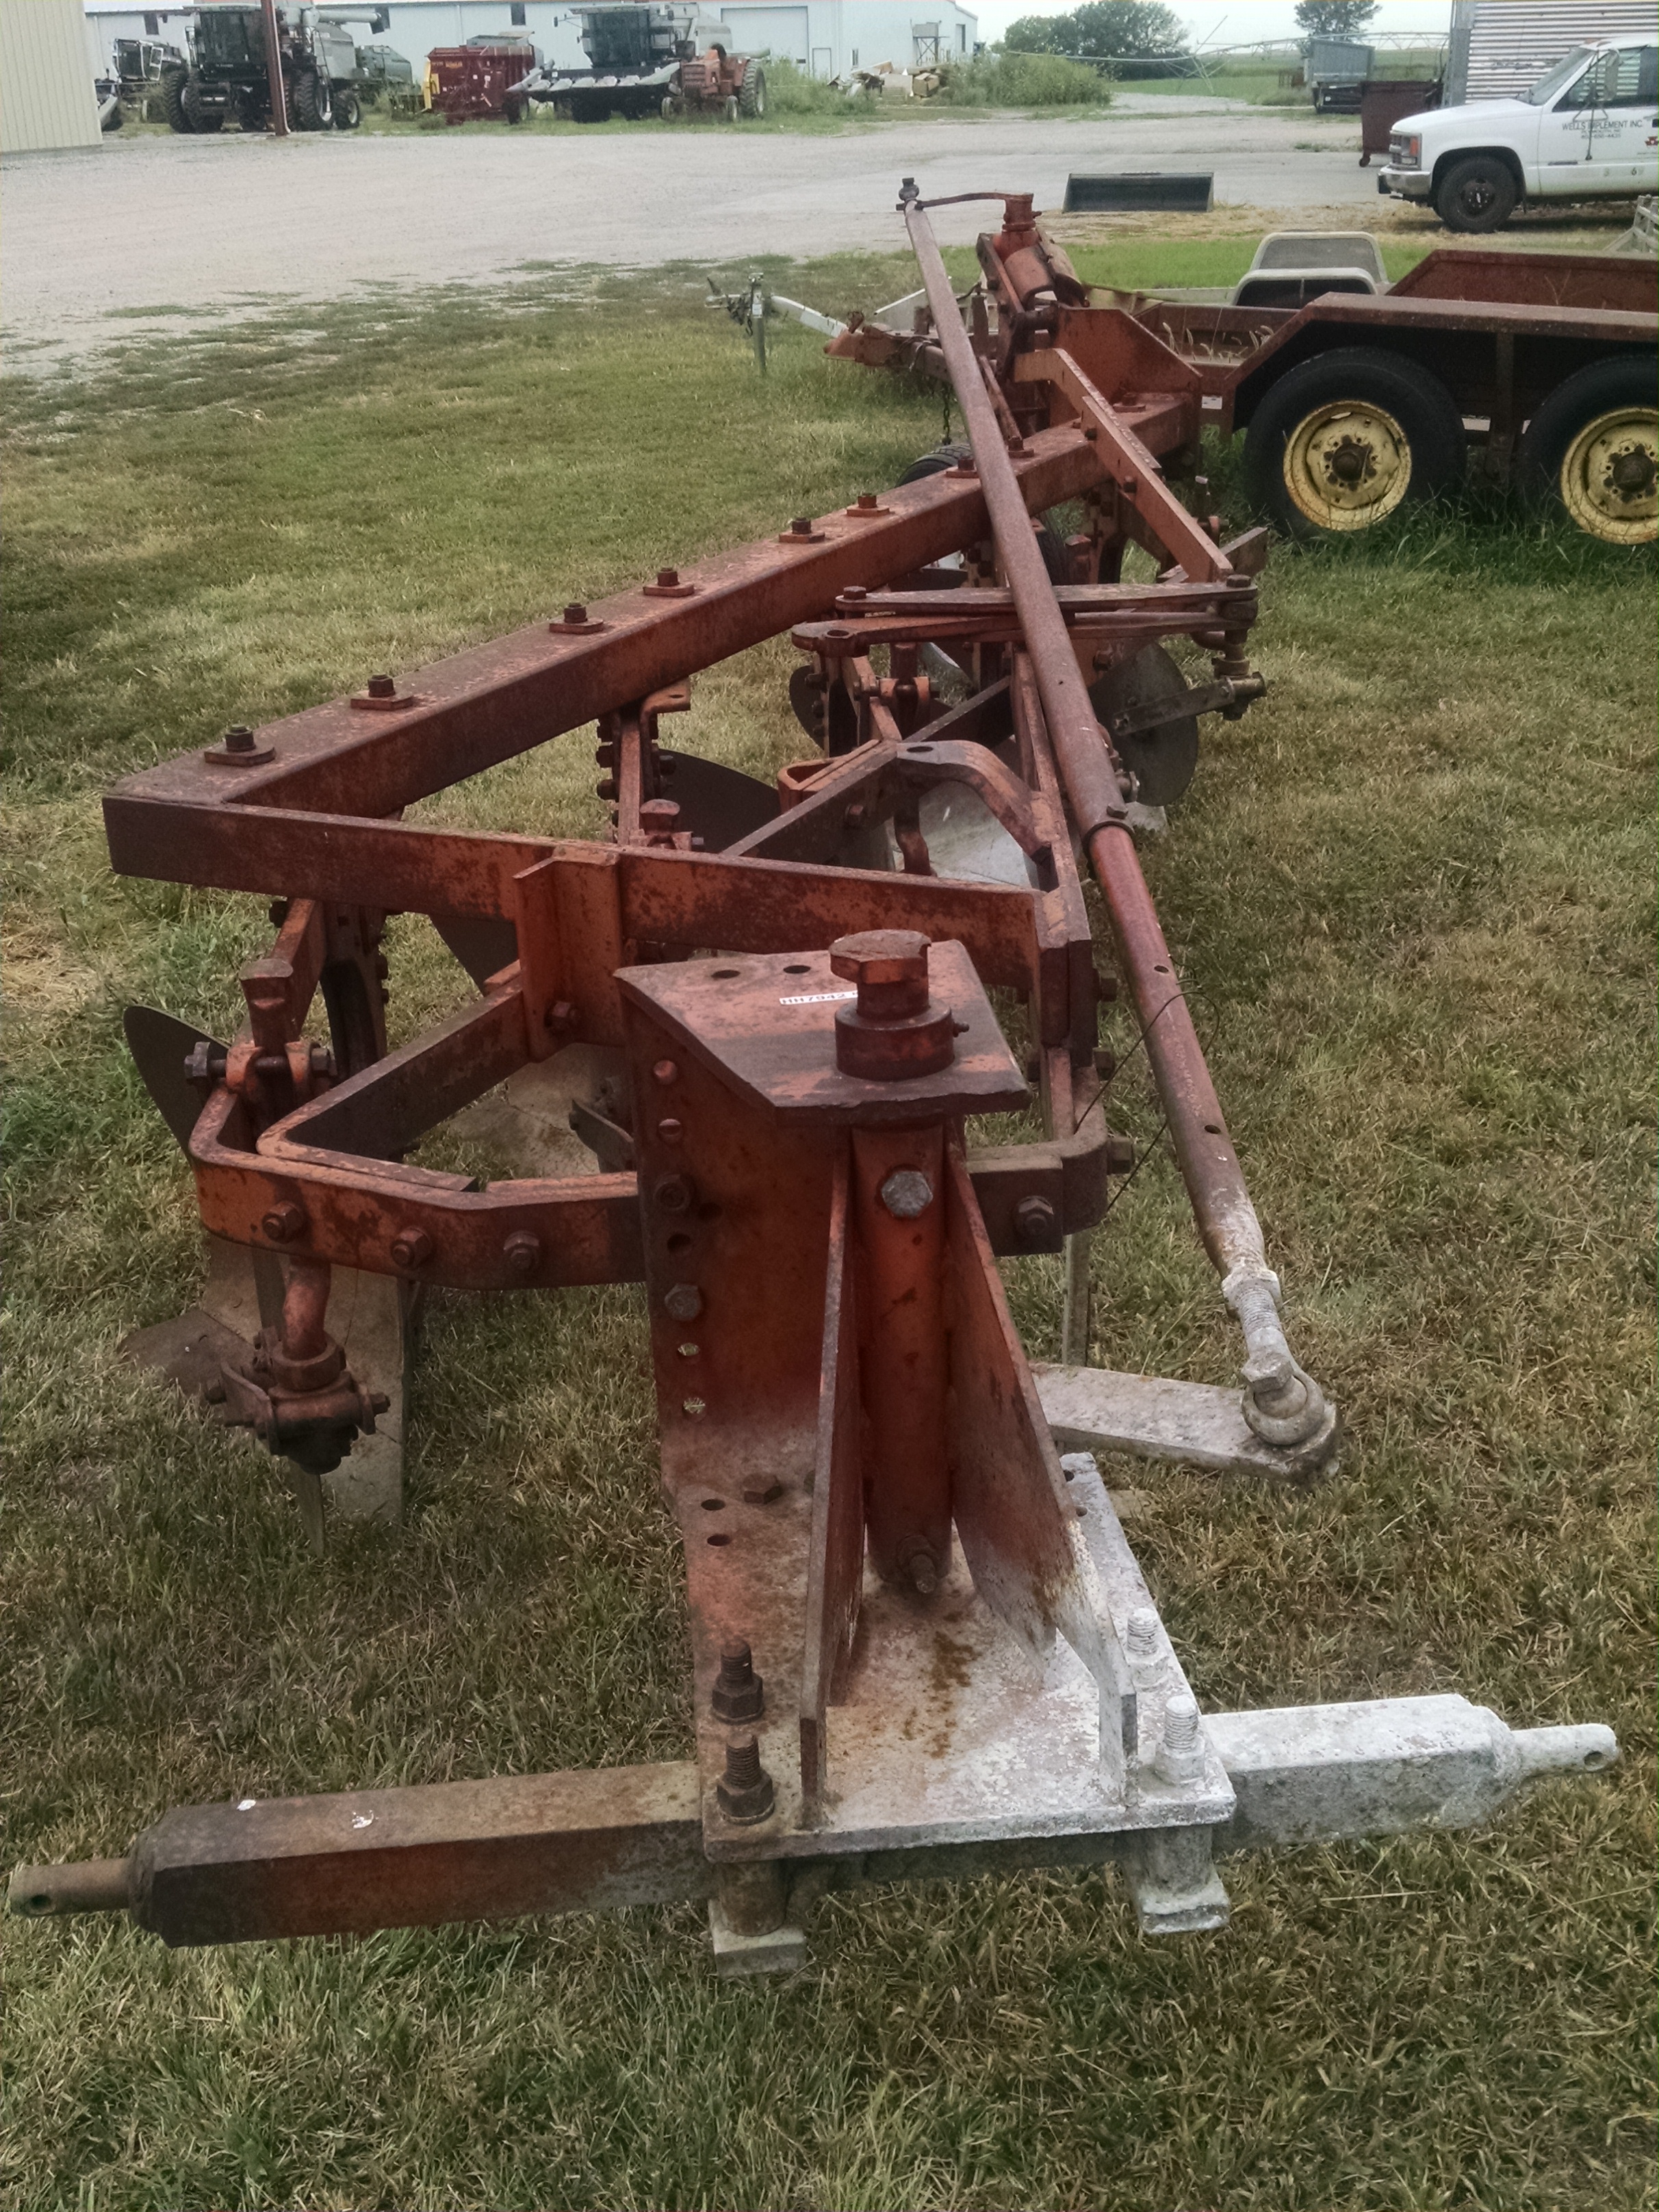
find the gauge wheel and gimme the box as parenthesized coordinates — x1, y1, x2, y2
(1435, 153, 1518, 234)
(1244, 347, 1465, 537)
(894, 446, 1072, 577)
(722, 94, 739, 123)
(1518, 357, 1658, 546)
(1090, 645, 1201, 808)
(333, 87, 363, 129)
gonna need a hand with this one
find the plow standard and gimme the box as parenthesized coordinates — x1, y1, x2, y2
(10, 188, 1616, 1972)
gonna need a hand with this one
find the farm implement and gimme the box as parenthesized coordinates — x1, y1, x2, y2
(10, 186, 1616, 1972)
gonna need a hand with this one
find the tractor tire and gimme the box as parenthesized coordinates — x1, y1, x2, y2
(292, 68, 332, 130)
(738, 62, 767, 117)
(160, 66, 194, 132)
(1435, 153, 1517, 234)
(1517, 357, 1658, 545)
(1244, 346, 1465, 537)
(333, 86, 363, 129)
(180, 77, 224, 131)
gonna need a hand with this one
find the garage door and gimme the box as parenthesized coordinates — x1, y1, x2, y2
(722, 7, 810, 66)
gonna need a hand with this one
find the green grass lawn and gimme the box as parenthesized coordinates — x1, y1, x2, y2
(2, 262, 1654, 2212)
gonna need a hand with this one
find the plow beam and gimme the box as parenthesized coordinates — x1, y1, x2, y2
(11, 1701, 1615, 1953)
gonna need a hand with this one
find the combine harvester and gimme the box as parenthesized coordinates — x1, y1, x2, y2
(11, 185, 1617, 1974)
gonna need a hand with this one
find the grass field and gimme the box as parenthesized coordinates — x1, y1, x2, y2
(2, 258, 1654, 2212)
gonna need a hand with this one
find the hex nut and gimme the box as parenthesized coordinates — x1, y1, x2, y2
(261, 1201, 305, 1243)
(653, 1175, 694, 1214)
(879, 1168, 934, 1220)
(503, 1231, 540, 1279)
(1014, 1195, 1058, 1246)
(711, 1640, 765, 1723)
(390, 1226, 434, 1269)
(716, 1734, 775, 1823)
(664, 1283, 702, 1322)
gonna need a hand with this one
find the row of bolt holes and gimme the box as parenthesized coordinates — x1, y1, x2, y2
(707, 960, 812, 982)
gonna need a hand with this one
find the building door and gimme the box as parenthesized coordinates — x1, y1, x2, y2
(812, 46, 832, 77)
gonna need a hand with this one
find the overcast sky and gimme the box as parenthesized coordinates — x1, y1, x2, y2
(971, 2, 1454, 47)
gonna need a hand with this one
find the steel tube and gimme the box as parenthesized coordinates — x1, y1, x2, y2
(8, 1857, 133, 1916)
(904, 196, 1327, 1443)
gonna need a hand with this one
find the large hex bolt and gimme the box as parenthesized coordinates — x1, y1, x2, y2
(828, 929, 960, 1082)
(716, 1734, 775, 1823)
(710, 1640, 764, 1723)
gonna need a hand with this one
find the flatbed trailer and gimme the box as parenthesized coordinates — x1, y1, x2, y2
(836, 242, 1658, 541)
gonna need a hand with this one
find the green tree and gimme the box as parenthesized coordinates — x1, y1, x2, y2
(1005, 4, 1188, 60)
(1294, 1, 1380, 40)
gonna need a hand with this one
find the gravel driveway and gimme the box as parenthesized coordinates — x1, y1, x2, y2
(2, 99, 1372, 367)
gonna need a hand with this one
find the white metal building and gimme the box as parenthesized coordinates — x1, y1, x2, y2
(1445, 1, 1658, 105)
(83, 3, 977, 81)
(3, 0, 102, 152)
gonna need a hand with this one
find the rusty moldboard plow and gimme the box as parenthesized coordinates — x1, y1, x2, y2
(10, 185, 1615, 1973)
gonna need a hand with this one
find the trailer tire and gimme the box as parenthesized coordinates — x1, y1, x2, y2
(722, 94, 739, 123)
(333, 88, 363, 129)
(1244, 348, 1465, 536)
(160, 66, 193, 133)
(1518, 357, 1658, 545)
(1435, 154, 1517, 233)
(738, 63, 767, 118)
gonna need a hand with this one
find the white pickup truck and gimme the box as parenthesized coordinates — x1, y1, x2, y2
(1378, 38, 1658, 231)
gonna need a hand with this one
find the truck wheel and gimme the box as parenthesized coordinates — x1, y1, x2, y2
(738, 62, 767, 118)
(160, 66, 193, 133)
(1518, 358, 1658, 545)
(292, 69, 331, 130)
(1244, 348, 1465, 536)
(1435, 154, 1517, 233)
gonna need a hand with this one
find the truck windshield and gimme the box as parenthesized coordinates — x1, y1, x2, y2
(1526, 47, 1591, 104)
